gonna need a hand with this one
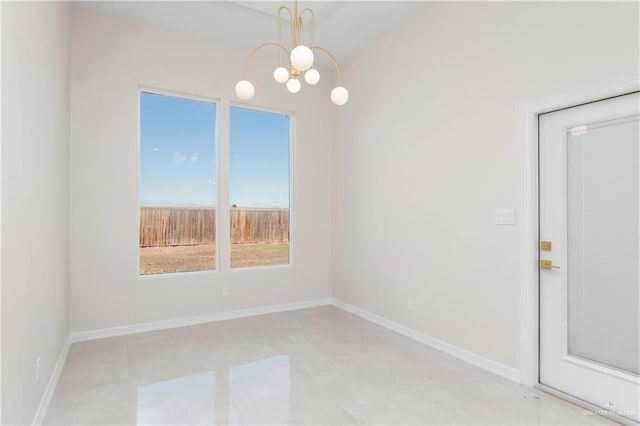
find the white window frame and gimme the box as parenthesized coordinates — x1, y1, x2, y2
(137, 86, 221, 277)
(136, 88, 295, 278)
(227, 101, 295, 272)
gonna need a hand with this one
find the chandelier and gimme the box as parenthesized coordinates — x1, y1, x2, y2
(234, 0, 349, 106)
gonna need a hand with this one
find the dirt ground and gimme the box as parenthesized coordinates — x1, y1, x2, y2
(139, 243, 289, 275)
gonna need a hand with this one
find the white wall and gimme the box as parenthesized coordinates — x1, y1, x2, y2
(1, 2, 71, 424)
(332, 1, 639, 371)
(69, 8, 333, 333)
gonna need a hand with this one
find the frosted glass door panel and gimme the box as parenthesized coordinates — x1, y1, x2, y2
(567, 115, 640, 375)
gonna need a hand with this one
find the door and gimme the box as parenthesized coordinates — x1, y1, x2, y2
(539, 92, 640, 423)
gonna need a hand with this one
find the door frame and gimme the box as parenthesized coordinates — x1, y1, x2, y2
(519, 76, 640, 388)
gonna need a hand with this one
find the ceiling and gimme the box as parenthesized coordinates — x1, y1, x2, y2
(75, 1, 427, 62)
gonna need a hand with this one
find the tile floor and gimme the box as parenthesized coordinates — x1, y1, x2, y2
(44, 306, 612, 425)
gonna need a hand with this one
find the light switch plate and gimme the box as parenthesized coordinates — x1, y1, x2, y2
(495, 209, 516, 225)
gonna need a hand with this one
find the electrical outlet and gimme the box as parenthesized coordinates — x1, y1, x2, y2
(223, 287, 230, 297)
(407, 299, 414, 311)
(36, 357, 41, 382)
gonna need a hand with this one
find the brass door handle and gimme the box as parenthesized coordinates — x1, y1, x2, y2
(540, 260, 560, 270)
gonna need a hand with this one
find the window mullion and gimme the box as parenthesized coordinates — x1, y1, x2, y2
(217, 99, 232, 272)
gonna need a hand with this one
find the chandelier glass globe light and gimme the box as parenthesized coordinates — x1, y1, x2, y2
(290, 45, 314, 71)
(330, 86, 349, 106)
(273, 66, 289, 84)
(286, 78, 301, 93)
(235, 80, 255, 101)
(235, 0, 349, 106)
(304, 68, 320, 85)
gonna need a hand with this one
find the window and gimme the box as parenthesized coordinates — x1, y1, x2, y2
(230, 106, 291, 268)
(139, 93, 291, 275)
(139, 92, 217, 275)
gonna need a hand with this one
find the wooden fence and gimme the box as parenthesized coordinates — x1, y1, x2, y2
(139, 207, 289, 247)
(231, 207, 289, 244)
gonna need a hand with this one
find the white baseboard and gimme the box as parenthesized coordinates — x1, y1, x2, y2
(70, 298, 333, 342)
(332, 298, 522, 384)
(32, 337, 70, 426)
(67, 296, 519, 387)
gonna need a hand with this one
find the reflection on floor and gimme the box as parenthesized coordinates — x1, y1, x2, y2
(136, 355, 289, 425)
(137, 371, 217, 425)
(44, 306, 612, 425)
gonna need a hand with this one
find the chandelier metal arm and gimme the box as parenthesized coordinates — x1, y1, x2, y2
(242, 43, 291, 79)
(299, 8, 315, 49)
(313, 46, 343, 84)
(277, 6, 293, 58)
(293, 0, 300, 46)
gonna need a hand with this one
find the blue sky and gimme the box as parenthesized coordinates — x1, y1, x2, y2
(140, 92, 290, 208)
(230, 106, 290, 208)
